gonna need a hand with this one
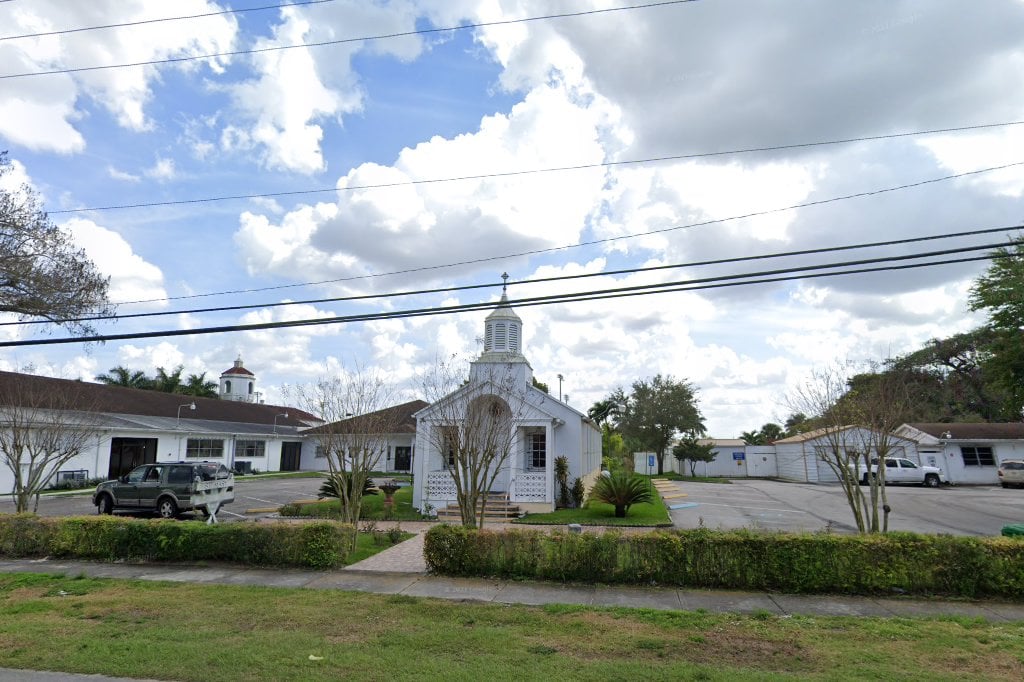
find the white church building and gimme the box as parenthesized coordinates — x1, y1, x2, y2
(412, 285, 603, 514)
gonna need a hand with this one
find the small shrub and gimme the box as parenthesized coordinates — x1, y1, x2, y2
(387, 525, 404, 545)
(554, 456, 571, 509)
(590, 471, 653, 517)
(570, 477, 585, 508)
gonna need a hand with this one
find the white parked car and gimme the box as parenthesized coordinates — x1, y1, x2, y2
(854, 458, 946, 488)
(998, 460, 1024, 488)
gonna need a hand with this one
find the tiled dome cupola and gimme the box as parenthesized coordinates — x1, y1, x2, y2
(219, 355, 256, 402)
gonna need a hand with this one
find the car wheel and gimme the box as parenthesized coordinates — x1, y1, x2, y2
(1001, 482, 1009, 488)
(97, 494, 113, 515)
(924, 474, 940, 488)
(157, 497, 178, 519)
(861, 473, 871, 486)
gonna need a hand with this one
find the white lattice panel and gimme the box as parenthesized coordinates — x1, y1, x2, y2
(514, 472, 548, 502)
(427, 471, 456, 499)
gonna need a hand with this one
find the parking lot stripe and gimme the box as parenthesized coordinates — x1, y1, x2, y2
(693, 502, 809, 514)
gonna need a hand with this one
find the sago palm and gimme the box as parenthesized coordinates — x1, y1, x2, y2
(590, 471, 653, 518)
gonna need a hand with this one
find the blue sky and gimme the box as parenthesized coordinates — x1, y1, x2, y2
(2, 0, 1024, 437)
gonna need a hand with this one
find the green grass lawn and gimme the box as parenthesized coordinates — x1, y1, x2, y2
(347, 530, 414, 564)
(515, 486, 671, 526)
(285, 485, 424, 521)
(0, 573, 1021, 681)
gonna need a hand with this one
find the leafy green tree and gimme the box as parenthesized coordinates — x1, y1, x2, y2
(613, 375, 704, 475)
(96, 366, 151, 389)
(672, 436, 717, 476)
(181, 372, 218, 398)
(1, 152, 113, 335)
(590, 471, 653, 518)
(887, 328, 1007, 421)
(969, 242, 1024, 416)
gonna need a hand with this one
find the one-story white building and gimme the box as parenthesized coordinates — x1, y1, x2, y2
(0, 360, 319, 496)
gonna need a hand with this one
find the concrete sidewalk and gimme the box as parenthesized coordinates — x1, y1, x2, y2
(2, 557, 1023, 622)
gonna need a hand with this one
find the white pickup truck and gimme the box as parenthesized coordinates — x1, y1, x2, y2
(854, 457, 946, 488)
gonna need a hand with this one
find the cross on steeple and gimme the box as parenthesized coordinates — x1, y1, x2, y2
(501, 272, 509, 293)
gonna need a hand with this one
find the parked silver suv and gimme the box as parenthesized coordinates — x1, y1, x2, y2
(93, 462, 234, 518)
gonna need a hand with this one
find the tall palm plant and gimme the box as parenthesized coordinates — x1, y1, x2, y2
(181, 372, 218, 398)
(96, 366, 151, 389)
(152, 365, 185, 393)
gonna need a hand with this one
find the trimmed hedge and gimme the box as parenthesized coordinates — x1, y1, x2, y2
(423, 525, 1024, 599)
(0, 514, 354, 569)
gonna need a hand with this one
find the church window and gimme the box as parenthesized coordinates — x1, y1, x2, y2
(494, 322, 507, 349)
(508, 324, 519, 352)
(225, 380, 231, 393)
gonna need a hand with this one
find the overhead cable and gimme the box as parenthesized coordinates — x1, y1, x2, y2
(105, 160, 1024, 306)
(0, 244, 1010, 348)
(50, 120, 1024, 216)
(0, 1, 336, 42)
(10, 224, 1021, 328)
(0, 1, 697, 80)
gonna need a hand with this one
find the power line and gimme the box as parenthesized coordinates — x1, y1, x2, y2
(11, 224, 1020, 328)
(50, 120, 1024, 216)
(1, 244, 1009, 348)
(106, 159, 1024, 307)
(0, 1, 337, 42)
(0, 1, 697, 80)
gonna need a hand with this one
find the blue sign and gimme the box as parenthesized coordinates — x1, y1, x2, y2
(647, 455, 656, 468)
(732, 452, 745, 461)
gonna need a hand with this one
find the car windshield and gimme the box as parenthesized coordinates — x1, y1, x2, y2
(1003, 462, 1024, 470)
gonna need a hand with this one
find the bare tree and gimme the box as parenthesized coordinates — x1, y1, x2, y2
(0, 374, 101, 512)
(788, 363, 912, 533)
(295, 366, 399, 543)
(420, 359, 534, 528)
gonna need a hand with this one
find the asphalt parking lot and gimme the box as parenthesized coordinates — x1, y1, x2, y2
(3, 476, 1022, 536)
(668, 478, 1024, 536)
(0, 475, 326, 522)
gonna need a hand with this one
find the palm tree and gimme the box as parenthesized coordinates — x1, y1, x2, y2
(180, 372, 218, 398)
(590, 471, 653, 518)
(96, 366, 150, 389)
(152, 365, 185, 393)
(740, 430, 765, 445)
(587, 398, 620, 430)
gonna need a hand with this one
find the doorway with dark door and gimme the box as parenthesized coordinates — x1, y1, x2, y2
(393, 446, 411, 472)
(280, 441, 302, 471)
(108, 438, 158, 479)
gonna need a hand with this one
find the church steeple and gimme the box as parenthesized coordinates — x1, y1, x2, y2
(470, 273, 532, 383)
(481, 273, 524, 359)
